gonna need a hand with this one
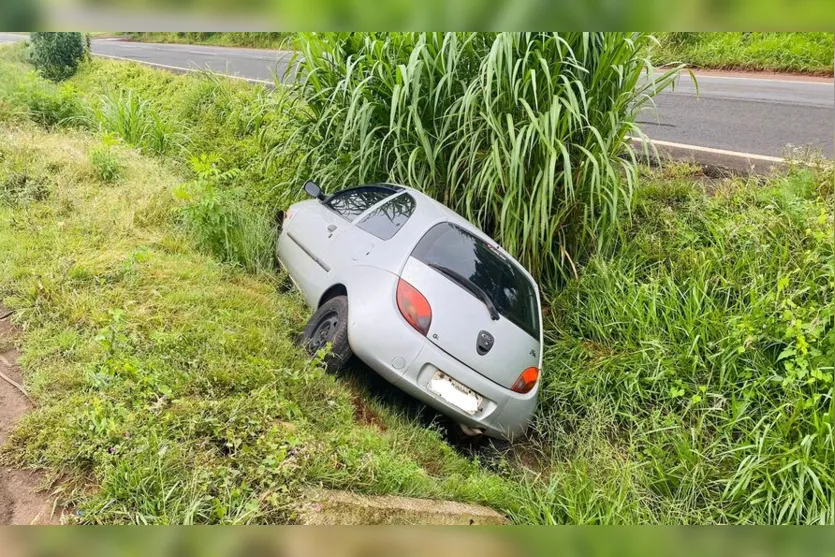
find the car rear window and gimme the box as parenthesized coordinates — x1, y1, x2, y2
(326, 185, 399, 221)
(357, 192, 416, 240)
(411, 222, 540, 339)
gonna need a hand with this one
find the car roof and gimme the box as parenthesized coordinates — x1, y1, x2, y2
(383, 184, 487, 238)
(379, 184, 539, 289)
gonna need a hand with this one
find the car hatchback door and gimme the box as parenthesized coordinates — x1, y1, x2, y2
(399, 222, 541, 389)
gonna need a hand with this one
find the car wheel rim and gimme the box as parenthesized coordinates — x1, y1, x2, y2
(310, 311, 339, 351)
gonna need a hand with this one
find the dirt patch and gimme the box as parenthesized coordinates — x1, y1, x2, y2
(351, 394, 387, 431)
(0, 305, 61, 525)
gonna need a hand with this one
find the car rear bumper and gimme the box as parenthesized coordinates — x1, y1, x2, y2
(351, 317, 534, 440)
(392, 339, 537, 440)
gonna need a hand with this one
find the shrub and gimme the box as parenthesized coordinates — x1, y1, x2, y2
(19, 79, 82, 128)
(28, 32, 86, 81)
(89, 137, 123, 183)
(279, 32, 680, 285)
(176, 154, 276, 273)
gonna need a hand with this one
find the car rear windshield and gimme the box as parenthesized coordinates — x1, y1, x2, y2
(411, 222, 540, 339)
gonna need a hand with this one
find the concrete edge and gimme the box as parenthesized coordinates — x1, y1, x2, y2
(297, 488, 509, 526)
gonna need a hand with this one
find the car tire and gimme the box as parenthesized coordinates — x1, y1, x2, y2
(301, 295, 352, 372)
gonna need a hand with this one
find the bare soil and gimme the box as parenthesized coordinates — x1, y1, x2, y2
(0, 305, 60, 524)
(351, 394, 387, 431)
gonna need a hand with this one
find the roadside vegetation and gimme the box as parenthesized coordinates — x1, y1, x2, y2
(652, 32, 834, 75)
(117, 32, 295, 50)
(0, 34, 832, 524)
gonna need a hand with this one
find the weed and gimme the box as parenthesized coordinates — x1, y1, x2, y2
(175, 154, 276, 273)
(89, 135, 123, 183)
(90, 90, 181, 155)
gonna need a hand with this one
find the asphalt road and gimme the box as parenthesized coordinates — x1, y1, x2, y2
(2, 33, 833, 159)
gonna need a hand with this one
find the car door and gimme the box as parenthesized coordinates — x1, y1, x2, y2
(287, 185, 398, 304)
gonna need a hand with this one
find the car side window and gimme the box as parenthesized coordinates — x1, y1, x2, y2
(326, 186, 396, 222)
(356, 193, 416, 240)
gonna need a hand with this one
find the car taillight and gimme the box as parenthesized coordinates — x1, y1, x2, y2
(511, 367, 539, 393)
(396, 279, 432, 336)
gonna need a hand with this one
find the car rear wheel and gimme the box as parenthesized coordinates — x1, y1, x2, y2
(301, 295, 352, 372)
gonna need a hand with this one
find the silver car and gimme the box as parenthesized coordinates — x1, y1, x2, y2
(276, 181, 543, 440)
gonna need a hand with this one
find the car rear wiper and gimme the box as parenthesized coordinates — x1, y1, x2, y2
(427, 262, 500, 321)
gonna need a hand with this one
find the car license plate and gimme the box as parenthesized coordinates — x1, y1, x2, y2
(427, 371, 483, 415)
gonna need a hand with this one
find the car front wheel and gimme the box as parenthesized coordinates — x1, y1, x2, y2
(301, 295, 352, 372)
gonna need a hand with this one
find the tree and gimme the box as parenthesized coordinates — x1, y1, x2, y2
(28, 32, 86, 81)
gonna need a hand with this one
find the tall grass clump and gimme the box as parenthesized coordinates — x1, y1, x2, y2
(90, 90, 181, 155)
(279, 32, 680, 285)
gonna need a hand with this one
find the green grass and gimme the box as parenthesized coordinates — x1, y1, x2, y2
(652, 33, 834, 75)
(88, 136, 124, 183)
(116, 32, 295, 50)
(0, 42, 832, 524)
(530, 162, 834, 524)
(0, 124, 518, 524)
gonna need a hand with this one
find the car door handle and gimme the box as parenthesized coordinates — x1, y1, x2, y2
(327, 224, 337, 233)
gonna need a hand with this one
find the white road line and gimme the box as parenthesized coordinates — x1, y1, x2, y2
(631, 136, 788, 163)
(91, 52, 273, 84)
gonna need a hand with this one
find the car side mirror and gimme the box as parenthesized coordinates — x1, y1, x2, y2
(304, 180, 325, 201)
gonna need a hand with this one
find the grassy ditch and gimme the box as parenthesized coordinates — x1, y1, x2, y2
(0, 124, 519, 524)
(0, 42, 833, 524)
(652, 32, 834, 75)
